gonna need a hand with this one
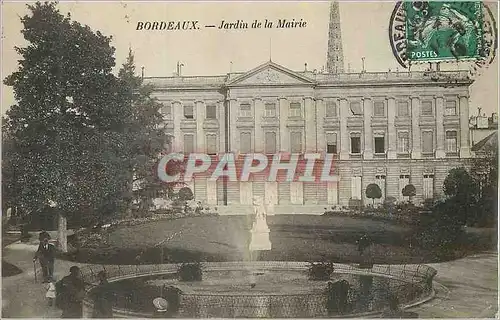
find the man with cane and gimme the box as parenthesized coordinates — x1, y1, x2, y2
(33, 234, 56, 283)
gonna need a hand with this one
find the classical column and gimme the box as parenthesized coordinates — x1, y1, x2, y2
(410, 96, 421, 158)
(173, 101, 182, 152)
(387, 96, 397, 159)
(218, 100, 225, 152)
(304, 96, 316, 152)
(339, 98, 349, 160)
(229, 98, 238, 152)
(254, 97, 264, 153)
(435, 96, 445, 158)
(279, 97, 288, 152)
(195, 100, 205, 153)
(316, 98, 326, 153)
(459, 94, 471, 158)
(363, 97, 373, 159)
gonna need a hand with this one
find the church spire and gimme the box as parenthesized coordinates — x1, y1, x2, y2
(326, 2, 345, 74)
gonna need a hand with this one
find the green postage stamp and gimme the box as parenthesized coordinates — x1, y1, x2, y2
(405, 1, 484, 62)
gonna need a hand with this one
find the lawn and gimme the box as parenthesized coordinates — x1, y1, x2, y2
(61, 215, 496, 265)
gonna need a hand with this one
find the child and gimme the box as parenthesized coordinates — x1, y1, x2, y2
(46, 281, 56, 306)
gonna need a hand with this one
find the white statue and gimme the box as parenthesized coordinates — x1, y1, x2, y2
(249, 196, 272, 251)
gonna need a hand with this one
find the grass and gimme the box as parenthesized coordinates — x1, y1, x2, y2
(2, 260, 23, 277)
(59, 215, 496, 265)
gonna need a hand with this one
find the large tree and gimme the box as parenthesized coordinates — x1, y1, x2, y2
(443, 167, 478, 225)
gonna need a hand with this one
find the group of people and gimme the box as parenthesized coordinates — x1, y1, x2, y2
(33, 231, 114, 318)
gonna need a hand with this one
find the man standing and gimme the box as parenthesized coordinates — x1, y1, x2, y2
(57, 266, 86, 318)
(91, 271, 114, 318)
(33, 235, 56, 282)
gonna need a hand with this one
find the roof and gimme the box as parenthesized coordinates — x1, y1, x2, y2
(471, 131, 498, 152)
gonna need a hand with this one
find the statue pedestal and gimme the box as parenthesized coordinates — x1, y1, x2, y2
(249, 221, 272, 251)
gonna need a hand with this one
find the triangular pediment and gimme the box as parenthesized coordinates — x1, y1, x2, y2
(227, 61, 316, 87)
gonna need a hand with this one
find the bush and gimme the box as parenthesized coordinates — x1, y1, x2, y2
(178, 187, 194, 201)
(348, 199, 362, 211)
(383, 197, 397, 210)
(178, 262, 203, 282)
(308, 261, 334, 280)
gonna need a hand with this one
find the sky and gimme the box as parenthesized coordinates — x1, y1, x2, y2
(1, 1, 498, 116)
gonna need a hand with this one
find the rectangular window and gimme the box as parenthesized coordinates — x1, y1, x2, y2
(351, 135, 361, 154)
(445, 131, 458, 153)
(374, 101, 385, 117)
(397, 131, 410, 153)
(183, 134, 194, 153)
(206, 105, 217, 119)
(290, 182, 303, 205)
(264, 102, 276, 117)
(374, 136, 385, 154)
(421, 101, 433, 116)
(399, 175, 410, 201)
(422, 131, 433, 153)
(398, 101, 409, 117)
(445, 101, 457, 116)
(240, 132, 252, 154)
(325, 101, 337, 117)
(290, 131, 302, 153)
(240, 103, 252, 117)
(351, 176, 362, 200)
(184, 105, 194, 119)
(289, 102, 301, 117)
(350, 102, 363, 116)
(206, 135, 217, 155)
(326, 132, 337, 154)
(265, 132, 277, 154)
(423, 174, 434, 199)
(161, 105, 172, 119)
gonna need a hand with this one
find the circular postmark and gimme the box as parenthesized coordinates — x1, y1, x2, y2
(389, 1, 497, 76)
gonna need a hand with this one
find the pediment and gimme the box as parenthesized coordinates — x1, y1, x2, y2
(227, 61, 315, 87)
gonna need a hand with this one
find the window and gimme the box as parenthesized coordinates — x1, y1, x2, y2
(374, 102, 385, 117)
(398, 101, 409, 117)
(265, 132, 277, 154)
(326, 101, 337, 117)
(351, 176, 362, 200)
(421, 101, 433, 116)
(422, 131, 433, 153)
(350, 134, 361, 154)
(397, 131, 410, 153)
(183, 134, 194, 153)
(374, 136, 385, 154)
(206, 105, 217, 119)
(289, 102, 301, 117)
(375, 175, 386, 201)
(264, 102, 276, 117)
(206, 135, 217, 155)
(161, 105, 172, 119)
(326, 132, 338, 154)
(240, 132, 252, 154)
(445, 101, 457, 116)
(290, 182, 303, 205)
(184, 105, 194, 119)
(240, 103, 252, 117)
(423, 174, 434, 199)
(445, 131, 458, 153)
(399, 175, 410, 201)
(290, 131, 302, 153)
(350, 101, 363, 116)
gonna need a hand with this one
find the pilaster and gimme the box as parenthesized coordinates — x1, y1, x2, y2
(339, 98, 349, 160)
(229, 98, 238, 152)
(363, 97, 373, 159)
(195, 100, 204, 153)
(410, 96, 421, 159)
(254, 97, 264, 153)
(173, 101, 182, 152)
(316, 99, 326, 153)
(459, 94, 471, 158)
(279, 97, 288, 152)
(218, 100, 226, 152)
(304, 96, 316, 152)
(435, 96, 445, 158)
(386, 96, 397, 159)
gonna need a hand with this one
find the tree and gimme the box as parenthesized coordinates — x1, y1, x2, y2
(470, 145, 498, 226)
(402, 184, 416, 203)
(365, 184, 382, 205)
(443, 167, 478, 225)
(2, 2, 129, 250)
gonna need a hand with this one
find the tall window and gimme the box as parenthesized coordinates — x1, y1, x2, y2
(421, 101, 433, 116)
(397, 131, 410, 153)
(351, 176, 362, 200)
(397, 101, 409, 117)
(183, 134, 194, 153)
(351, 133, 361, 154)
(161, 105, 172, 120)
(265, 132, 277, 154)
(325, 101, 337, 117)
(206, 135, 217, 155)
(290, 131, 302, 153)
(374, 135, 385, 154)
(374, 101, 385, 117)
(206, 105, 217, 119)
(264, 102, 276, 117)
(289, 102, 301, 117)
(422, 131, 433, 153)
(350, 101, 363, 116)
(423, 174, 434, 199)
(399, 175, 410, 201)
(240, 132, 252, 154)
(445, 101, 457, 116)
(445, 131, 458, 153)
(240, 103, 252, 117)
(184, 105, 194, 119)
(326, 132, 337, 154)
(375, 175, 386, 201)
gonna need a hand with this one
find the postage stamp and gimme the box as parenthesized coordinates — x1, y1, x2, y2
(405, 1, 484, 62)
